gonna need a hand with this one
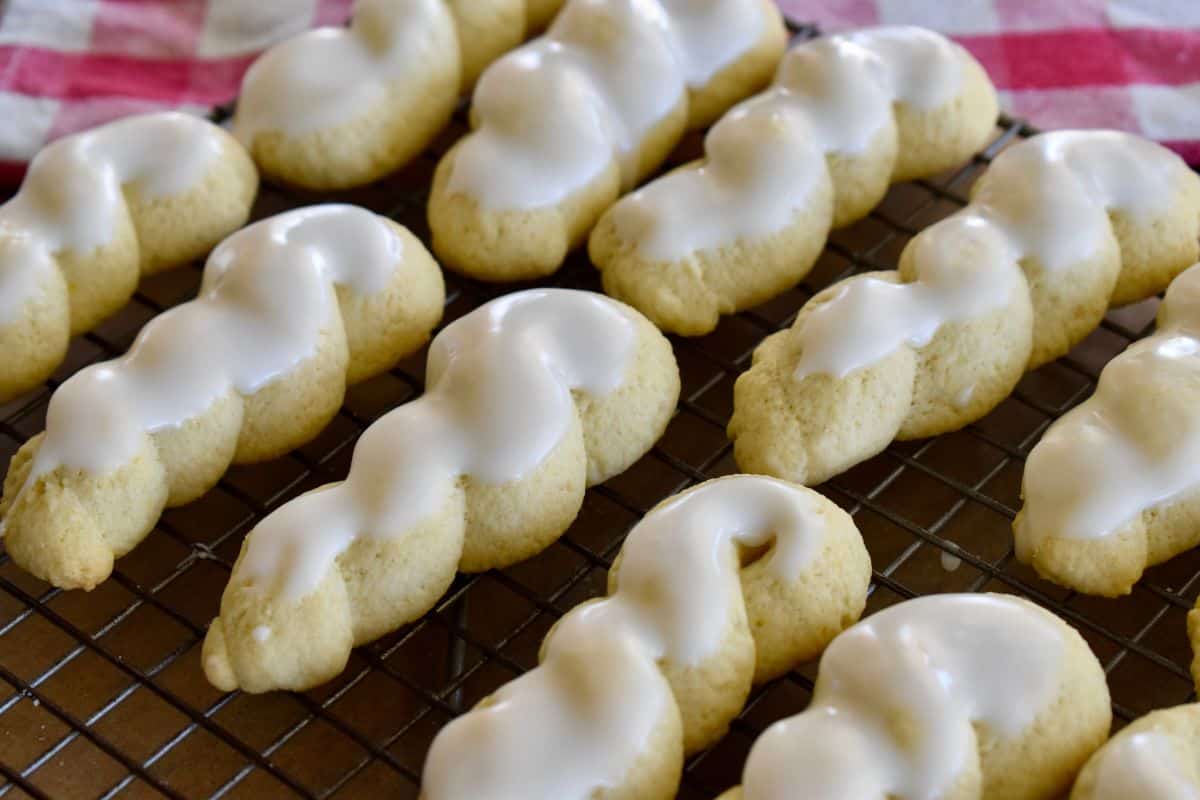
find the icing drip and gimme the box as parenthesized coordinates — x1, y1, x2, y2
(236, 289, 637, 600)
(790, 131, 1183, 380)
(24, 205, 405, 480)
(0, 112, 225, 324)
(740, 594, 1064, 800)
(1017, 263, 1200, 548)
(232, 0, 451, 140)
(422, 476, 827, 798)
(612, 27, 968, 261)
(446, 0, 769, 210)
(1090, 732, 1200, 800)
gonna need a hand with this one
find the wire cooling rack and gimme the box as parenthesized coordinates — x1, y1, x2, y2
(3, 23, 1199, 800)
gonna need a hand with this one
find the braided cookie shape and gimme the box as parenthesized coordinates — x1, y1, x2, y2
(0, 111, 257, 402)
(427, 0, 787, 282)
(232, 0, 565, 191)
(202, 289, 679, 693)
(591, 26, 998, 336)
(1071, 703, 1200, 800)
(1, 205, 444, 591)
(1014, 264, 1200, 596)
(421, 475, 870, 799)
(730, 130, 1200, 487)
(720, 594, 1111, 800)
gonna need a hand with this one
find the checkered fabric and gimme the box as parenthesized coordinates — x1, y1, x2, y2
(0, 0, 1197, 186)
(0, 0, 354, 183)
(780, 0, 1200, 163)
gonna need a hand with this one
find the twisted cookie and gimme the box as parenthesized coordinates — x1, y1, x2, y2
(202, 289, 679, 693)
(1071, 703, 1200, 799)
(421, 475, 870, 799)
(1, 205, 444, 591)
(428, 0, 787, 281)
(233, 0, 564, 191)
(0, 111, 257, 402)
(731, 131, 1200, 486)
(721, 594, 1111, 800)
(1014, 264, 1200, 596)
(592, 26, 998, 336)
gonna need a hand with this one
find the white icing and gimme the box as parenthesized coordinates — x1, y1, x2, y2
(251, 625, 272, 643)
(0, 112, 226, 324)
(790, 131, 1186, 380)
(1016, 263, 1200, 550)
(445, 0, 770, 210)
(1089, 731, 1200, 800)
(940, 551, 962, 572)
(231, 0, 453, 140)
(22, 205, 404, 480)
(740, 594, 1065, 800)
(608, 27, 967, 262)
(236, 289, 637, 600)
(422, 476, 827, 798)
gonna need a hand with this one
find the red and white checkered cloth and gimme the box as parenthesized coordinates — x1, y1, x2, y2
(779, 0, 1200, 162)
(1, 0, 1198, 186)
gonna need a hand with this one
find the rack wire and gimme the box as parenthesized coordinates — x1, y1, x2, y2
(2, 22, 1198, 800)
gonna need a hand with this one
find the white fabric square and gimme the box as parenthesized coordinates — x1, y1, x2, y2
(1131, 82, 1200, 139)
(875, 0, 1000, 34)
(197, 0, 319, 57)
(0, 0, 99, 51)
(1107, 0, 1200, 29)
(0, 91, 60, 160)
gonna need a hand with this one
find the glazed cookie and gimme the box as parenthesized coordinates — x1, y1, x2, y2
(421, 475, 871, 799)
(1, 206, 444, 591)
(201, 289, 680, 694)
(592, 27, 998, 336)
(1015, 264, 1200, 596)
(1071, 704, 1200, 799)
(232, 0, 565, 191)
(721, 594, 1112, 800)
(0, 111, 257, 403)
(428, 0, 787, 282)
(730, 131, 1200, 486)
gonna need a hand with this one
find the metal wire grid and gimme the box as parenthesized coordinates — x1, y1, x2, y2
(2, 37, 1199, 800)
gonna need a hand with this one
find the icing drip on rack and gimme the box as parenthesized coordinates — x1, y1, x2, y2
(236, 289, 637, 600)
(0, 112, 226, 324)
(1017, 263, 1200, 548)
(23, 205, 405, 482)
(610, 27, 968, 261)
(789, 131, 1183, 380)
(232, 0, 451, 140)
(445, 0, 769, 210)
(740, 594, 1064, 799)
(422, 476, 827, 798)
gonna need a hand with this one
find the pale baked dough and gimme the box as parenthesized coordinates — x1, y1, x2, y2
(0, 111, 257, 403)
(720, 594, 1111, 800)
(730, 131, 1200, 487)
(420, 475, 871, 799)
(201, 290, 680, 694)
(592, 27, 998, 336)
(1, 206, 444, 591)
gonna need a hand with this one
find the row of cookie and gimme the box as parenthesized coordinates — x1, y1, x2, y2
(417, 475, 1191, 800)
(0, 0, 786, 402)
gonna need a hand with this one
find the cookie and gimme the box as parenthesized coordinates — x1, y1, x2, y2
(730, 131, 1200, 486)
(421, 475, 870, 798)
(0, 111, 257, 403)
(428, 0, 786, 282)
(592, 27, 998, 336)
(721, 594, 1111, 800)
(233, 0, 564, 191)
(1071, 703, 1200, 799)
(1015, 263, 1200, 596)
(201, 289, 680, 693)
(1, 205, 444, 591)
